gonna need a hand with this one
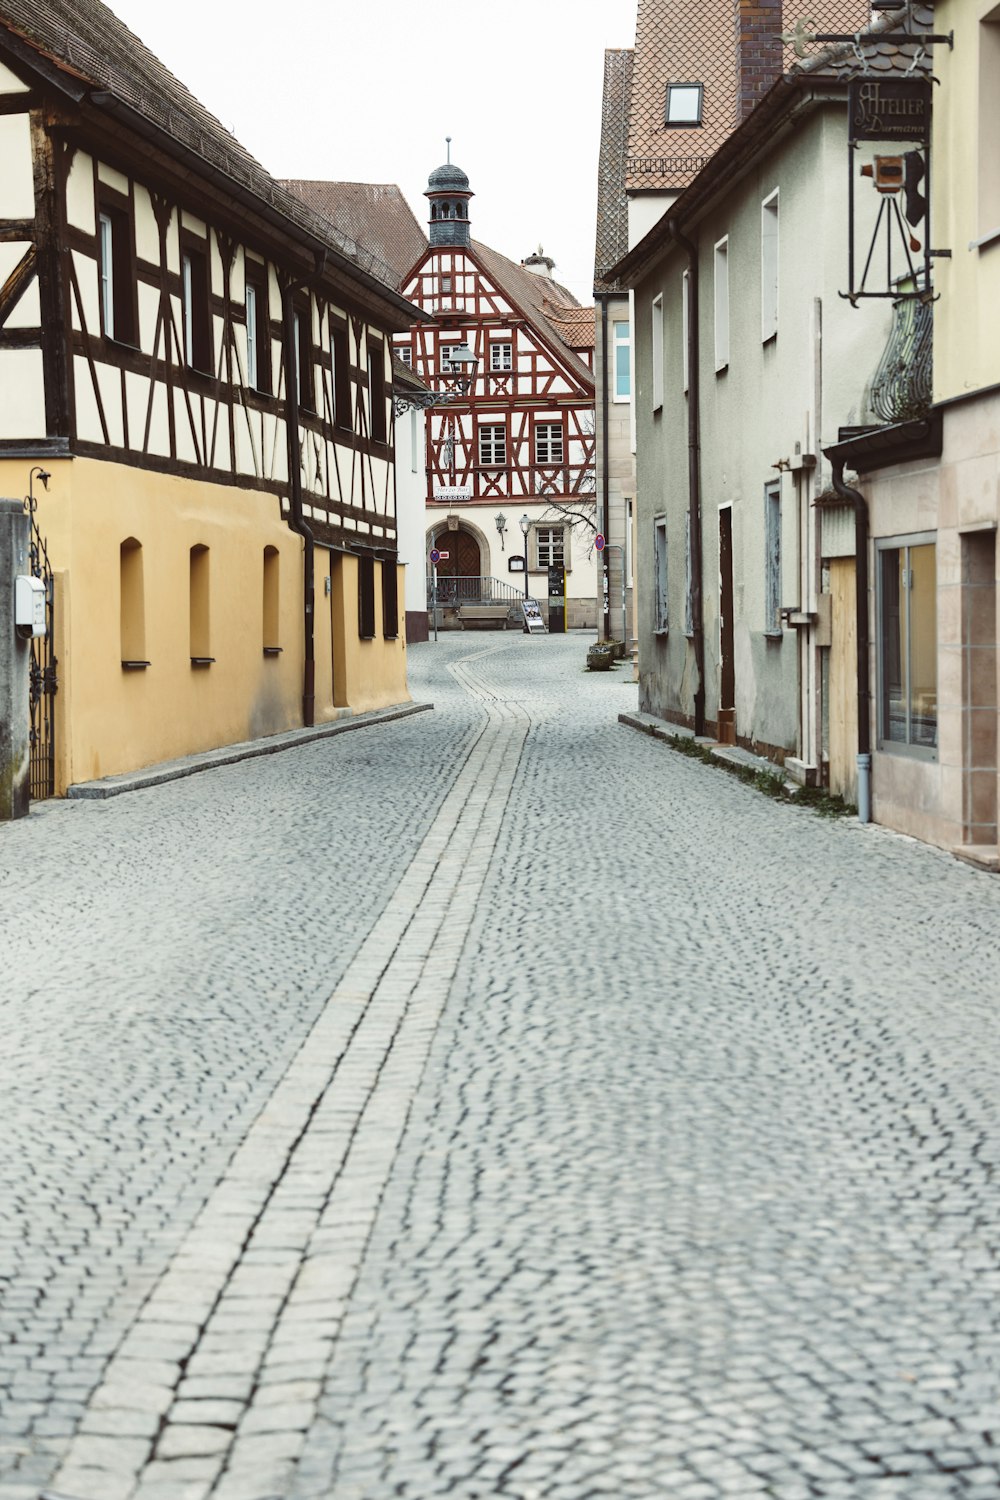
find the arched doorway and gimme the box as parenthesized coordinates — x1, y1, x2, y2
(435, 527, 481, 580)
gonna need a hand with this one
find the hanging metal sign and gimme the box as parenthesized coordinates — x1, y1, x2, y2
(849, 79, 931, 144)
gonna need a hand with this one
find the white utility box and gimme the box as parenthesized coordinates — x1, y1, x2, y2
(15, 574, 46, 638)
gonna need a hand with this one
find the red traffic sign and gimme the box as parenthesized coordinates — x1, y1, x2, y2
(594, 533, 606, 551)
(437, 550, 450, 561)
(429, 547, 441, 563)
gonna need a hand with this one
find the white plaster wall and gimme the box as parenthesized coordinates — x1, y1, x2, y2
(0, 351, 44, 437)
(0, 60, 29, 91)
(133, 184, 159, 267)
(96, 162, 129, 197)
(125, 370, 148, 451)
(71, 249, 100, 334)
(627, 192, 675, 251)
(74, 354, 104, 443)
(65, 152, 95, 234)
(396, 406, 428, 617)
(0, 115, 35, 219)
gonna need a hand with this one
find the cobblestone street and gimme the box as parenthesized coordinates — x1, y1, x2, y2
(3, 635, 1000, 1500)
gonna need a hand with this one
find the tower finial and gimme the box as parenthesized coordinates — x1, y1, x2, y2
(446, 135, 451, 163)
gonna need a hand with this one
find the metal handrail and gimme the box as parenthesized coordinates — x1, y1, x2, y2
(426, 575, 523, 608)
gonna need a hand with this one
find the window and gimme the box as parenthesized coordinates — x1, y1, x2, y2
(245, 268, 270, 393)
(761, 191, 779, 342)
(878, 537, 937, 754)
(295, 304, 314, 411)
(97, 198, 136, 344)
(611, 319, 631, 401)
(441, 275, 453, 293)
(491, 341, 512, 372)
(666, 82, 703, 126)
(358, 555, 376, 639)
(331, 324, 351, 429)
(536, 526, 565, 569)
(653, 517, 668, 634)
(479, 423, 506, 465)
(263, 546, 279, 653)
(368, 342, 387, 442)
(979, 12, 1000, 236)
(441, 344, 466, 373)
(535, 422, 564, 464)
(652, 294, 663, 411)
(714, 237, 729, 372)
(681, 271, 690, 393)
(120, 537, 146, 666)
(764, 481, 782, 636)
(381, 559, 399, 639)
(181, 241, 211, 372)
(397, 345, 412, 367)
(189, 544, 212, 663)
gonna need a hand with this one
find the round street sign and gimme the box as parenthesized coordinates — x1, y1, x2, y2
(594, 533, 606, 551)
(429, 547, 441, 564)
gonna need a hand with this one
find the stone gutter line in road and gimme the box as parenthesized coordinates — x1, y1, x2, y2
(45, 643, 529, 1500)
(64, 701, 433, 801)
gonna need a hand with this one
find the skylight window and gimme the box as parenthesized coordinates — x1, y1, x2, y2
(666, 83, 703, 126)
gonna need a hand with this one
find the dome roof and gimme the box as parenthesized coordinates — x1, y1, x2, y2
(427, 161, 470, 193)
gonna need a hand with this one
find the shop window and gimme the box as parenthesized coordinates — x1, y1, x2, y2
(878, 536, 937, 753)
(189, 543, 213, 663)
(263, 545, 279, 653)
(120, 537, 147, 666)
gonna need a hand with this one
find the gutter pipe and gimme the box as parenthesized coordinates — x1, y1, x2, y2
(830, 457, 872, 823)
(668, 223, 706, 737)
(599, 295, 612, 640)
(281, 255, 325, 728)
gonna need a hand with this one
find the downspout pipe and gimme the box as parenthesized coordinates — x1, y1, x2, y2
(830, 457, 872, 823)
(668, 223, 705, 737)
(281, 253, 326, 728)
(599, 295, 612, 641)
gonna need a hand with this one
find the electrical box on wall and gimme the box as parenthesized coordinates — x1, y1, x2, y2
(14, 574, 46, 639)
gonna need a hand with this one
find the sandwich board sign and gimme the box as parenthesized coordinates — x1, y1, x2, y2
(521, 597, 546, 633)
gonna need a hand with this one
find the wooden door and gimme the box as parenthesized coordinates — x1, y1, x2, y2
(829, 558, 858, 802)
(436, 528, 480, 579)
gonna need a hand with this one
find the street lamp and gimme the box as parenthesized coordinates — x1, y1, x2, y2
(449, 344, 479, 394)
(519, 512, 530, 600)
(494, 513, 507, 551)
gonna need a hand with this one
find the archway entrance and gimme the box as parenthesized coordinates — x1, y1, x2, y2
(436, 528, 481, 580)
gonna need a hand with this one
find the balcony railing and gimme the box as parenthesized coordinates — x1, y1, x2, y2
(426, 575, 524, 609)
(870, 296, 933, 424)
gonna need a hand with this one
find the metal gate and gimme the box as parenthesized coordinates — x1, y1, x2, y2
(25, 492, 57, 800)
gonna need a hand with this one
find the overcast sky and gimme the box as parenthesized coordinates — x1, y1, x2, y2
(105, 0, 638, 304)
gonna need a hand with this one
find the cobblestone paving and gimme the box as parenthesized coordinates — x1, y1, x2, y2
(3, 636, 1000, 1500)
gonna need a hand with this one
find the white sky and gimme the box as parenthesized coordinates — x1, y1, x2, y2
(105, 0, 638, 305)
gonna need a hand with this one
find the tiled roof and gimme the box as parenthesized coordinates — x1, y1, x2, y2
(794, 2, 936, 79)
(392, 352, 428, 393)
(543, 303, 597, 352)
(625, 0, 873, 194)
(470, 240, 595, 391)
(0, 0, 408, 295)
(594, 48, 633, 293)
(281, 181, 428, 290)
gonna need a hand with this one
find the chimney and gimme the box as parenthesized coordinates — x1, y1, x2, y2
(522, 244, 555, 279)
(735, 0, 783, 122)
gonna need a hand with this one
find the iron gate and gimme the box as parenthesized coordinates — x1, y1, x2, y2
(24, 492, 57, 800)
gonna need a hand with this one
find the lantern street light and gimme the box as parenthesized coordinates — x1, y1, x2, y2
(494, 513, 507, 551)
(519, 512, 530, 600)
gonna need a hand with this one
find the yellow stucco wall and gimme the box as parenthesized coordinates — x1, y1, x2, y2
(1, 457, 409, 792)
(933, 0, 1000, 402)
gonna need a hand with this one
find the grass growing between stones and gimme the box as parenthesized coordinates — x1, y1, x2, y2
(662, 731, 856, 819)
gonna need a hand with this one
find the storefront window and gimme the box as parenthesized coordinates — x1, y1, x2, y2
(879, 538, 937, 753)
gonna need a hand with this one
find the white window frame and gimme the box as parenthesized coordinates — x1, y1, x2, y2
(440, 343, 466, 373)
(182, 252, 194, 367)
(535, 525, 566, 570)
(245, 281, 258, 389)
(478, 423, 506, 466)
(490, 341, 512, 372)
(99, 212, 114, 339)
(714, 237, 729, 372)
(681, 270, 690, 394)
(612, 319, 631, 401)
(761, 190, 779, 343)
(397, 345, 412, 367)
(653, 515, 668, 634)
(534, 422, 564, 464)
(651, 294, 663, 412)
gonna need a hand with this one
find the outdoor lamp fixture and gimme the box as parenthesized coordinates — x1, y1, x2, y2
(519, 512, 531, 599)
(494, 513, 507, 551)
(26, 466, 50, 517)
(449, 344, 479, 394)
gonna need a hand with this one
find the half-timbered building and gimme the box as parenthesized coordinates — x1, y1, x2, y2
(0, 0, 423, 794)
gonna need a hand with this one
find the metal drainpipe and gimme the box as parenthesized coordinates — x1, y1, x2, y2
(600, 295, 612, 641)
(668, 224, 705, 737)
(831, 457, 872, 823)
(281, 257, 325, 729)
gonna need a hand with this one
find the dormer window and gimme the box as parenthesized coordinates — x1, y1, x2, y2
(666, 82, 703, 127)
